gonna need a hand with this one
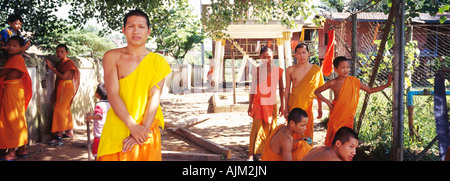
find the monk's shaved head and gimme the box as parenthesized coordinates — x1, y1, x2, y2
(332, 127, 358, 146)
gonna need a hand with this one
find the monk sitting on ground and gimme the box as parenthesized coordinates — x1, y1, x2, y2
(261, 108, 312, 161)
(314, 56, 392, 147)
(301, 127, 359, 161)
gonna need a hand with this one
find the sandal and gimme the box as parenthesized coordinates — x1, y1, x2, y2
(50, 136, 64, 146)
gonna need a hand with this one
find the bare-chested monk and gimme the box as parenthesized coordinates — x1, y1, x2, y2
(261, 108, 312, 161)
(301, 127, 359, 161)
(97, 9, 171, 161)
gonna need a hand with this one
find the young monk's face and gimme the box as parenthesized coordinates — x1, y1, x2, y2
(290, 117, 308, 135)
(122, 15, 151, 47)
(5, 39, 22, 55)
(56, 47, 69, 60)
(9, 20, 23, 31)
(336, 137, 358, 161)
(294, 47, 310, 64)
(260, 51, 273, 65)
(334, 60, 351, 77)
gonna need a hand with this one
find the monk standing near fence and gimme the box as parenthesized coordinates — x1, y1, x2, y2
(97, 9, 171, 161)
(45, 44, 80, 146)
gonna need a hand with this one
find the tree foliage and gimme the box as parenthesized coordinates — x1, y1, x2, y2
(1, 0, 205, 60)
(0, 1, 70, 40)
(70, 0, 205, 60)
(201, 0, 314, 40)
(320, 0, 449, 23)
(149, 0, 205, 60)
(39, 25, 116, 58)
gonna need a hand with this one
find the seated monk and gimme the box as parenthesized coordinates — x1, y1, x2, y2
(301, 127, 359, 161)
(261, 108, 312, 161)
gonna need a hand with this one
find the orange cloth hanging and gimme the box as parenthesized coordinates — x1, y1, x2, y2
(321, 30, 335, 77)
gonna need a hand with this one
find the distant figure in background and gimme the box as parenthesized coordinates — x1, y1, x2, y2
(206, 55, 214, 88)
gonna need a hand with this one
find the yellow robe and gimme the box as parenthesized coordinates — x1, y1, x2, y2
(288, 65, 324, 142)
(324, 76, 360, 147)
(261, 125, 312, 161)
(97, 52, 171, 161)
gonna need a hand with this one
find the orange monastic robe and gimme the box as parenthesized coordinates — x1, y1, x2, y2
(249, 65, 283, 155)
(261, 125, 312, 161)
(251, 65, 283, 124)
(288, 65, 324, 142)
(98, 52, 171, 161)
(324, 76, 360, 147)
(51, 57, 80, 133)
(0, 54, 32, 149)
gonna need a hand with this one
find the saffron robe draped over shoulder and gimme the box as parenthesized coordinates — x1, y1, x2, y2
(51, 57, 80, 133)
(324, 76, 360, 147)
(288, 65, 324, 142)
(251, 65, 283, 124)
(0, 54, 32, 149)
(97, 52, 171, 160)
(261, 125, 312, 161)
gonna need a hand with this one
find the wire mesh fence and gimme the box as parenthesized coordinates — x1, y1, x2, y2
(326, 11, 449, 160)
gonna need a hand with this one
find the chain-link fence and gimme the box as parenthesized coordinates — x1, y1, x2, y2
(325, 11, 449, 160)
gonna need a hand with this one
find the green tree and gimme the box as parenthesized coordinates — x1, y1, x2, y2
(149, 0, 205, 60)
(39, 25, 116, 58)
(201, 0, 314, 40)
(70, 0, 204, 60)
(0, 1, 70, 40)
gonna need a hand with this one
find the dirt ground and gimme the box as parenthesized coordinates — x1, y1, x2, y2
(12, 87, 329, 161)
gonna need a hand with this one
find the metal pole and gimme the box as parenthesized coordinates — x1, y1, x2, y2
(351, 13, 357, 76)
(392, 0, 405, 161)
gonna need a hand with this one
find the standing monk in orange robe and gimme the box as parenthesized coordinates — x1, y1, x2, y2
(261, 108, 312, 161)
(285, 43, 324, 144)
(45, 44, 80, 146)
(97, 9, 171, 161)
(247, 46, 284, 161)
(0, 36, 32, 161)
(314, 56, 392, 147)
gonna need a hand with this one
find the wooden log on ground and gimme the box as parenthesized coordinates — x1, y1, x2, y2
(166, 114, 212, 131)
(168, 127, 232, 160)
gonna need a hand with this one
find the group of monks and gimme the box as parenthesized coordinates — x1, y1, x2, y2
(248, 44, 392, 161)
(1, 9, 393, 161)
(0, 37, 80, 160)
(0, 10, 170, 161)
